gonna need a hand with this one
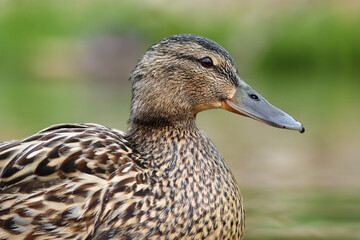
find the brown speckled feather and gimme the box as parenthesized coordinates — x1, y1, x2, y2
(0, 124, 141, 239)
(0, 123, 135, 192)
(0, 123, 244, 240)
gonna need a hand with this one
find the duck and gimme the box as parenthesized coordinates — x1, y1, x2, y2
(0, 34, 304, 240)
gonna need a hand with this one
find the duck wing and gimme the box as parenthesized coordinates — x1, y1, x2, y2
(0, 123, 137, 193)
(0, 124, 147, 239)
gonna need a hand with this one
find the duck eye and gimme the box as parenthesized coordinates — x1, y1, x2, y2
(200, 57, 213, 68)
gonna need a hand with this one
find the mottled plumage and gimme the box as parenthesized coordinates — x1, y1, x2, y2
(0, 34, 303, 239)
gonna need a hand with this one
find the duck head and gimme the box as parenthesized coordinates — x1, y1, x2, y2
(129, 34, 304, 133)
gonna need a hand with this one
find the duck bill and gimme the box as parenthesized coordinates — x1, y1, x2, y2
(222, 81, 305, 133)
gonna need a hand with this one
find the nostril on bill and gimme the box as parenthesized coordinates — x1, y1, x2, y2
(249, 94, 260, 101)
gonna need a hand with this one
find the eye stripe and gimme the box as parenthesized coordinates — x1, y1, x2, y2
(173, 53, 238, 86)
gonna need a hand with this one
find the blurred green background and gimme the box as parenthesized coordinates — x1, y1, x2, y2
(1, 0, 359, 239)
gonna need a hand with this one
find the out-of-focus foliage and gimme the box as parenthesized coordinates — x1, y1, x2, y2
(1, 0, 359, 239)
(259, 11, 360, 77)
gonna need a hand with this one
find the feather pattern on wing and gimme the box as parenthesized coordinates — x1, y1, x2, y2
(0, 124, 137, 193)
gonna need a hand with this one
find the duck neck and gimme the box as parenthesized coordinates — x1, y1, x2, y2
(125, 118, 223, 172)
(129, 112, 196, 130)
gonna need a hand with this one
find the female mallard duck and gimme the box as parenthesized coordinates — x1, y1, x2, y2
(0, 34, 304, 239)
